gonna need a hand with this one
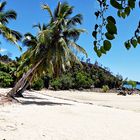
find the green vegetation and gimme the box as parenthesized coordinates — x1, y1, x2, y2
(50, 62, 123, 90)
(0, 1, 22, 49)
(6, 2, 87, 97)
(0, 60, 16, 87)
(127, 80, 137, 89)
(31, 78, 44, 90)
(0, 71, 13, 87)
(102, 85, 109, 93)
(74, 71, 93, 89)
(93, 0, 140, 57)
(0, 54, 123, 91)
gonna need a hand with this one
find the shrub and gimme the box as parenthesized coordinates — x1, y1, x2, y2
(102, 85, 109, 92)
(50, 78, 62, 90)
(31, 78, 44, 90)
(50, 74, 74, 90)
(74, 71, 93, 89)
(0, 71, 14, 87)
(59, 74, 74, 90)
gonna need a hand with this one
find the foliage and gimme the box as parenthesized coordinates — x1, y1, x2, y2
(50, 61, 123, 90)
(93, 0, 140, 57)
(102, 85, 109, 93)
(88, 62, 123, 89)
(0, 60, 16, 87)
(31, 78, 44, 90)
(18, 2, 87, 86)
(0, 71, 13, 87)
(74, 71, 93, 89)
(50, 73, 74, 90)
(0, 1, 22, 50)
(50, 78, 62, 90)
(59, 74, 74, 90)
(127, 80, 136, 88)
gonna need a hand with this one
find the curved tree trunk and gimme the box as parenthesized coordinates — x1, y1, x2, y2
(14, 81, 29, 97)
(14, 71, 34, 98)
(6, 59, 43, 98)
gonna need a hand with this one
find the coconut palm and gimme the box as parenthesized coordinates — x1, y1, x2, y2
(6, 2, 87, 99)
(0, 1, 22, 50)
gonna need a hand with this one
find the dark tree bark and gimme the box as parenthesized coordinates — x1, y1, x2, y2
(6, 59, 43, 99)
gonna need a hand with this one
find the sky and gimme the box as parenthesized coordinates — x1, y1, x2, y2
(0, 0, 140, 81)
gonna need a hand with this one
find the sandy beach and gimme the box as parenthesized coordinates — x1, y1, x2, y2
(0, 88, 140, 140)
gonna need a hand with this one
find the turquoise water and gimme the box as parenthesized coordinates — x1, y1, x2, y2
(123, 84, 140, 90)
(136, 84, 140, 90)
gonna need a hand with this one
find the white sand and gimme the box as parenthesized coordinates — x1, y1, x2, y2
(0, 88, 140, 140)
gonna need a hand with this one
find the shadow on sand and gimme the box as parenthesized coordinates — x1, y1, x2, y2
(19, 95, 72, 106)
(23, 96, 49, 100)
(21, 100, 72, 106)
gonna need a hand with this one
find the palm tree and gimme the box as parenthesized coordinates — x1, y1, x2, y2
(0, 1, 22, 50)
(6, 2, 87, 99)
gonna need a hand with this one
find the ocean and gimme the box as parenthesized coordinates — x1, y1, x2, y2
(123, 84, 140, 90)
(136, 84, 140, 90)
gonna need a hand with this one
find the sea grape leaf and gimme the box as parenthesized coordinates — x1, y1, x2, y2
(103, 40, 111, 51)
(105, 32, 115, 40)
(131, 39, 137, 48)
(125, 41, 131, 50)
(110, 0, 123, 10)
(107, 16, 116, 24)
(106, 22, 117, 34)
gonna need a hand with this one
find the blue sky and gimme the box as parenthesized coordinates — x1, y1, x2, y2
(0, 0, 140, 81)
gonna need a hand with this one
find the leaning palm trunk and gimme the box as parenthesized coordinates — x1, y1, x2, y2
(6, 58, 44, 98)
(14, 81, 29, 97)
(14, 73, 34, 97)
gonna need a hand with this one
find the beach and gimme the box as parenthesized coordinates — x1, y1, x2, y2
(0, 88, 140, 140)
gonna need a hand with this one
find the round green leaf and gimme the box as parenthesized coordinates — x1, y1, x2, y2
(121, 12, 126, 19)
(131, 39, 137, 48)
(106, 22, 117, 34)
(100, 46, 106, 54)
(94, 46, 98, 52)
(125, 41, 131, 50)
(103, 40, 111, 51)
(110, 0, 123, 10)
(96, 50, 102, 57)
(93, 41, 97, 46)
(92, 31, 97, 39)
(117, 10, 121, 17)
(107, 16, 116, 24)
(128, 1, 135, 9)
(105, 32, 115, 40)
(125, 7, 130, 16)
(94, 24, 98, 30)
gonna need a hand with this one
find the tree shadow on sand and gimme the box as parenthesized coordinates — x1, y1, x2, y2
(21, 100, 72, 106)
(23, 96, 49, 100)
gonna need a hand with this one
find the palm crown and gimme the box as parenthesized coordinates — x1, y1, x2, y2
(0, 1, 22, 50)
(20, 2, 87, 79)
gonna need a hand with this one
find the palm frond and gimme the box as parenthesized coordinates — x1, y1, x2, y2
(69, 41, 88, 57)
(10, 30, 22, 41)
(54, 2, 61, 19)
(0, 1, 6, 12)
(60, 2, 73, 19)
(3, 10, 17, 20)
(67, 14, 83, 26)
(42, 4, 53, 21)
(33, 23, 42, 30)
(64, 28, 85, 41)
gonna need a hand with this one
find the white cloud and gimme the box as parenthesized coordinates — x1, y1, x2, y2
(0, 48, 7, 53)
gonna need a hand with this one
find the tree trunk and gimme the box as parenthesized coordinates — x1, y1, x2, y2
(6, 59, 43, 98)
(14, 81, 29, 97)
(14, 71, 34, 98)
